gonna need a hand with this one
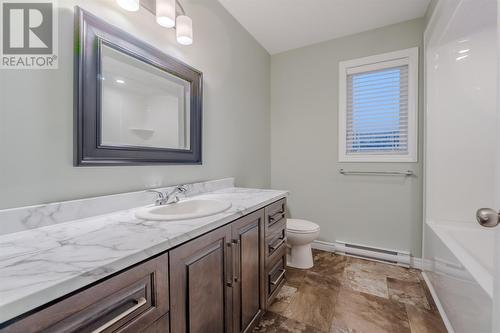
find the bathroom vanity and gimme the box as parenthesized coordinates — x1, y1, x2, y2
(0, 179, 287, 333)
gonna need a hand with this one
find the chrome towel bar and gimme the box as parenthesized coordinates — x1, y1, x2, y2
(339, 169, 414, 176)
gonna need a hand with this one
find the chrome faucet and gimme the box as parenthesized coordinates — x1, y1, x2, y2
(146, 190, 167, 206)
(147, 186, 188, 206)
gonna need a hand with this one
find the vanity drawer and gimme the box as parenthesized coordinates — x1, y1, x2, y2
(141, 314, 169, 333)
(265, 247, 286, 305)
(265, 218, 286, 263)
(265, 198, 286, 230)
(2, 253, 169, 333)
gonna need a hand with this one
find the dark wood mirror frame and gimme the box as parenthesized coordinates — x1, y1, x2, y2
(74, 7, 202, 166)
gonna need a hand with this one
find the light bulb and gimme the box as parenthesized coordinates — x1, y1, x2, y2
(117, 0, 140, 12)
(156, 0, 176, 28)
(176, 15, 193, 45)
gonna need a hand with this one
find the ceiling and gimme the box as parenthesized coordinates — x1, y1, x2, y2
(217, 0, 431, 54)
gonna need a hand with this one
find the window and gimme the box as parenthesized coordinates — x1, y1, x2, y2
(338, 48, 418, 162)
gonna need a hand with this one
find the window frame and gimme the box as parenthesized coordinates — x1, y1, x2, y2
(338, 47, 419, 163)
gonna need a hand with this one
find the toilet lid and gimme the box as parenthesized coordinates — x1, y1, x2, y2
(287, 219, 320, 233)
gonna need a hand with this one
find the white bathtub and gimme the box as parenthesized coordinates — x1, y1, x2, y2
(423, 222, 493, 333)
(428, 221, 494, 297)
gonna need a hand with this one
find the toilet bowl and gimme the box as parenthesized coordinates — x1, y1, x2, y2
(286, 219, 320, 269)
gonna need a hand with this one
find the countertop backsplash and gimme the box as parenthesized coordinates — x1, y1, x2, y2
(0, 178, 235, 236)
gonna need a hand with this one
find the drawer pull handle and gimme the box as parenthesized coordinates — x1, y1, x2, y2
(233, 239, 241, 283)
(270, 269, 286, 286)
(269, 211, 285, 223)
(269, 238, 285, 251)
(227, 242, 234, 287)
(91, 297, 147, 333)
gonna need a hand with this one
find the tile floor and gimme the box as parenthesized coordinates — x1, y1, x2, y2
(253, 250, 447, 333)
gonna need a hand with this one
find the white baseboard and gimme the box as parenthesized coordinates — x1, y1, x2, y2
(312, 240, 423, 269)
(311, 240, 335, 252)
(410, 257, 423, 270)
(421, 272, 454, 333)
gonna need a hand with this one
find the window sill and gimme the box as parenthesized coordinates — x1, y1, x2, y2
(338, 155, 418, 163)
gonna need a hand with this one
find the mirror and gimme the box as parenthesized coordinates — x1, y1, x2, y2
(75, 7, 202, 166)
(100, 44, 190, 150)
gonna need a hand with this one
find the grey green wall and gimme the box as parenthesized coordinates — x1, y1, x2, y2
(0, 0, 271, 209)
(270, 19, 425, 256)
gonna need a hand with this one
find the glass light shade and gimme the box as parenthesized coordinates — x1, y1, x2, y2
(176, 15, 193, 45)
(156, 0, 176, 28)
(116, 0, 140, 12)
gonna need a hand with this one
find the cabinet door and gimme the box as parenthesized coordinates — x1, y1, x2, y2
(170, 225, 233, 333)
(231, 209, 265, 333)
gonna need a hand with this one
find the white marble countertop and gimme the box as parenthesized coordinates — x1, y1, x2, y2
(0, 187, 287, 324)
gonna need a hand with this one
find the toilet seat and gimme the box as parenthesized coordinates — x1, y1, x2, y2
(287, 219, 320, 234)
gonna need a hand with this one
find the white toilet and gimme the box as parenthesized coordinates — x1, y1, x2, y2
(286, 219, 320, 269)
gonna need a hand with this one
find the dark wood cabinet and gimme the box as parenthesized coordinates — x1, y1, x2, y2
(264, 198, 287, 307)
(264, 198, 286, 234)
(265, 218, 286, 264)
(169, 209, 268, 333)
(169, 225, 233, 333)
(141, 314, 169, 333)
(231, 210, 265, 333)
(265, 247, 287, 306)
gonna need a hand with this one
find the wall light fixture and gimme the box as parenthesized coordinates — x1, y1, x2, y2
(116, 0, 193, 45)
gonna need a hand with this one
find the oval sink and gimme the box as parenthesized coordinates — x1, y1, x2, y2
(135, 199, 232, 221)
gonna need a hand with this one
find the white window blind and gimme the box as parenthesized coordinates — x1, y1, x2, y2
(338, 48, 418, 162)
(346, 65, 408, 155)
